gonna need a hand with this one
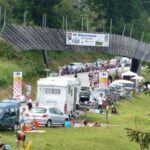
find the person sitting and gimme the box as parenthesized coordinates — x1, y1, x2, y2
(64, 118, 71, 128)
(111, 106, 118, 115)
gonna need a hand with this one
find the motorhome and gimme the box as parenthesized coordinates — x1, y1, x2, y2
(36, 77, 81, 114)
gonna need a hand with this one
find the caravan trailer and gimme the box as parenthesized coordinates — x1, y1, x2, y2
(36, 77, 81, 114)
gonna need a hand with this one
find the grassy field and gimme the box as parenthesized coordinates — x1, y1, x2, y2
(0, 94, 150, 150)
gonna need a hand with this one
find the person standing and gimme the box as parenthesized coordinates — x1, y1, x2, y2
(27, 98, 33, 111)
(98, 93, 106, 113)
(15, 130, 26, 150)
(20, 108, 27, 124)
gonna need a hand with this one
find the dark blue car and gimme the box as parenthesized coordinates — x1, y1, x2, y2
(0, 102, 19, 130)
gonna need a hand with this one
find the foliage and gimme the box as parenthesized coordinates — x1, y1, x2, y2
(125, 128, 150, 150)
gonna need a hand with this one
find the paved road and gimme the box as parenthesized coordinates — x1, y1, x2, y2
(63, 67, 130, 87)
(20, 67, 130, 112)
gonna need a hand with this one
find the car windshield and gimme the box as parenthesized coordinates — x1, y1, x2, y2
(30, 107, 47, 114)
(91, 90, 105, 97)
(109, 86, 116, 92)
(0, 109, 3, 116)
(123, 83, 133, 88)
(81, 87, 89, 91)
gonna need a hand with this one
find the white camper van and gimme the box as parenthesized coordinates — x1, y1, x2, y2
(36, 77, 81, 114)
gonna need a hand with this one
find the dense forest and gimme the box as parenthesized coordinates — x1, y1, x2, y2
(0, 0, 150, 41)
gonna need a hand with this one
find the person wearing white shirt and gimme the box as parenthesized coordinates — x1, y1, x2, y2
(98, 93, 106, 112)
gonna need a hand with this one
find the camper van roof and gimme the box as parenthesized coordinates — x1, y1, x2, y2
(37, 77, 80, 86)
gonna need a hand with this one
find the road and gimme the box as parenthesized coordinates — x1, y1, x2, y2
(20, 67, 130, 112)
(63, 67, 130, 87)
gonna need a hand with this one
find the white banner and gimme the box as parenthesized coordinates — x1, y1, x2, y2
(66, 32, 109, 47)
(13, 72, 23, 99)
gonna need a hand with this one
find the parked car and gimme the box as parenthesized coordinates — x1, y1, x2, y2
(0, 102, 19, 130)
(68, 62, 85, 73)
(109, 85, 120, 101)
(79, 86, 90, 102)
(26, 106, 69, 127)
(91, 88, 113, 105)
(109, 83, 126, 98)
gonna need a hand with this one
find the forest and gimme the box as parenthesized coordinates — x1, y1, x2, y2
(0, 0, 150, 42)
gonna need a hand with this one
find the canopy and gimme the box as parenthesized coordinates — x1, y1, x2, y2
(121, 71, 138, 78)
(131, 76, 145, 80)
(112, 79, 134, 84)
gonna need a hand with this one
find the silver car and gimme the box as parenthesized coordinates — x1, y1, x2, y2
(26, 106, 69, 127)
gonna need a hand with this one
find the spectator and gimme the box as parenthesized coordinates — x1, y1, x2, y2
(20, 108, 27, 124)
(15, 130, 26, 150)
(64, 118, 71, 128)
(111, 106, 118, 115)
(98, 93, 106, 113)
(74, 72, 78, 78)
(27, 98, 33, 111)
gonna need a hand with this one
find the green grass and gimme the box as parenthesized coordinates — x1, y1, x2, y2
(0, 94, 150, 150)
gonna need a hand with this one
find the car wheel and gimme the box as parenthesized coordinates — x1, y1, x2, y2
(46, 120, 52, 127)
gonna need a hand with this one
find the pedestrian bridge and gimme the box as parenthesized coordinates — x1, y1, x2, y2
(1, 24, 150, 64)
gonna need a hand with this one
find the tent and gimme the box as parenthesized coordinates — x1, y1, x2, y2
(121, 71, 137, 80)
(131, 76, 144, 80)
(112, 79, 134, 84)
(131, 76, 145, 88)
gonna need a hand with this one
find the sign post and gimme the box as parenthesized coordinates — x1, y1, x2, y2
(13, 72, 23, 99)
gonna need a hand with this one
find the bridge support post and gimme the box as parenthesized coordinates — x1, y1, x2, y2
(41, 50, 49, 68)
(130, 58, 141, 74)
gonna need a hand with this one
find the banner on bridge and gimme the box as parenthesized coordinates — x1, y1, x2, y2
(66, 32, 109, 47)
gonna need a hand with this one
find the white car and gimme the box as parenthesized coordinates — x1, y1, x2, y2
(68, 62, 85, 73)
(26, 106, 69, 127)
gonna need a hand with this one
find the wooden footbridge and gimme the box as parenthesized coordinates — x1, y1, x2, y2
(1, 24, 150, 72)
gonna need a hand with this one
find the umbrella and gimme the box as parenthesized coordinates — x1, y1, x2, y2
(112, 79, 134, 84)
(121, 71, 137, 78)
(131, 76, 145, 80)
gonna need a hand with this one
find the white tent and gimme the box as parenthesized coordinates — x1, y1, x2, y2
(121, 71, 137, 79)
(131, 76, 145, 88)
(131, 76, 144, 80)
(112, 79, 134, 84)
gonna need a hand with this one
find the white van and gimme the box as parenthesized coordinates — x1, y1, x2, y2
(36, 77, 81, 114)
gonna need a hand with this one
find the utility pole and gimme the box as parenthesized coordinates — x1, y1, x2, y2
(110, 19, 112, 34)
(23, 11, 27, 26)
(42, 13, 47, 27)
(129, 24, 134, 38)
(62, 16, 65, 30)
(3, 8, 6, 26)
(81, 16, 84, 31)
(0, 6, 2, 28)
(86, 16, 89, 32)
(122, 24, 126, 36)
(65, 15, 68, 31)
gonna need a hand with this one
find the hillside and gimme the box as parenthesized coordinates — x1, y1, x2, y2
(0, 39, 114, 99)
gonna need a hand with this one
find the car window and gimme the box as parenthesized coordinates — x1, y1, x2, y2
(10, 108, 16, 116)
(0, 109, 3, 116)
(69, 64, 75, 66)
(31, 107, 47, 114)
(49, 108, 55, 114)
(53, 108, 62, 115)
(4, 108, 10, 116)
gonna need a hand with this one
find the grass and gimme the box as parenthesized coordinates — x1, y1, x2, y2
(0, 94, 150, 150)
